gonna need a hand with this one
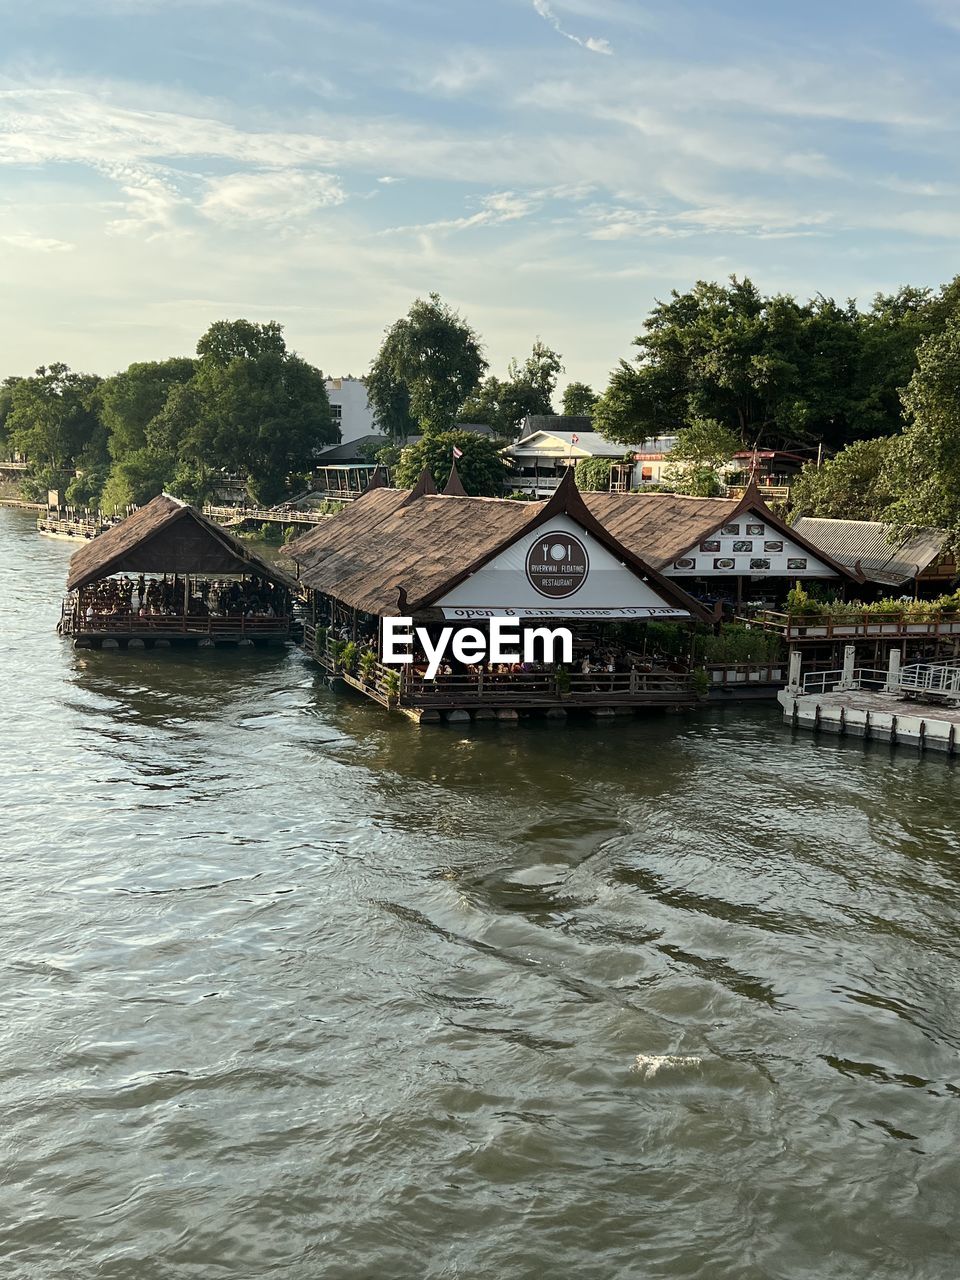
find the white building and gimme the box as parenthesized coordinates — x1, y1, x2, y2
(503, 419, 677, 497)
(324, 376, 375, 446)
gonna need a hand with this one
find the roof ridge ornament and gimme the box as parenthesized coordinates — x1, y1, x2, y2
(442, 457, 467, 497)
(402, 466, 438, 505)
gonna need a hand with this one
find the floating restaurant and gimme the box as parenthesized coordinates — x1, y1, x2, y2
(60, 493, 298, 648)
(284, 465, 712, 721)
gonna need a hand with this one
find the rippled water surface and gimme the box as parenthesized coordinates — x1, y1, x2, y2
(2, 507, 960, 1280)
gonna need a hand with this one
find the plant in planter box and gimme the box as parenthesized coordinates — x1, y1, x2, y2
(340, 640, 358, 673)
(358, 648, 378, 684)
(384, 669, 401, 703)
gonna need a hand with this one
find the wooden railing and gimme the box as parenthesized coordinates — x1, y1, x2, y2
(62, 604, 291, 638)
(303, 629, 693, 705)
(741, 609, 960, 642)
(203, 505, 335, 526)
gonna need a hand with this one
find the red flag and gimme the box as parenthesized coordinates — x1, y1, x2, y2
(571, 433, 579, 445)
(452, 445, 464, 459)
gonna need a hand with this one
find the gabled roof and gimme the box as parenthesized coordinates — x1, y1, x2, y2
(284, 468, 709, 620)
(314, 435, 387, 462)
(584, 482, 860, 581)
(793, 517, 950, 586)
(507, 430, 636, 458)
(66, 494, 297, 592)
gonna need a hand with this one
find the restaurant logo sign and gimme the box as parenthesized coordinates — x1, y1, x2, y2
(525, 531, 589, 599)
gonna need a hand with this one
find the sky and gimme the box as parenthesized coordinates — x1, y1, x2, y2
(1, 0, 959, 392)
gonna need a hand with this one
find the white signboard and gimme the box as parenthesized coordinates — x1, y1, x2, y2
(434, 514, 692, 619)
(667, 510, 836, 578)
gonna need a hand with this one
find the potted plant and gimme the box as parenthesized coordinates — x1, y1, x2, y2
(358, 648, 378, 684)
(384, 669, 401, 705)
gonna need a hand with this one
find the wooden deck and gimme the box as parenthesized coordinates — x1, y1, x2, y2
(740, 608, 960, 644)
(61, 607, 293, 645)
(303, 627, 695, 713)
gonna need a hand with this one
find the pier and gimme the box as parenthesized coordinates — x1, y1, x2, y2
(778, 647, 960, 753)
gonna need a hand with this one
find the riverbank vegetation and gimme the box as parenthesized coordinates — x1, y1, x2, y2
(4, 273, 960, 523)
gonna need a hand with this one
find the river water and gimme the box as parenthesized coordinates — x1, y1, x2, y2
(2, 507, 959, 1280)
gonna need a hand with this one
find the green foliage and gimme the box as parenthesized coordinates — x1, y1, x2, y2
(384, 668, 401, 700)
(100, 358, 195, 459)
(884, 319, 960, 551)
(788, 437, 897, 521)
(785, 583, 820, 617)
(561, 381, 597, 416)
(594, 275, 960, 452)
(368, 293, 487, 437)
(661, 418, 739, 495)
(65, 467, 109, 508)
(358, 648, 378, 682)
(6, 364, 104, 469)
(20, 465, 69, 504)
(574, 457, 614, 491)
(460, 339, 563, 436)
(691, 668, 711, 699)
(394, 430, 506, 495)
(100, 448, 172, 512)
(695, 626, 783, 663)
(339, 641, 358, 673)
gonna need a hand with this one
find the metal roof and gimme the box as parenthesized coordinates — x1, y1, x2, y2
(792, 517, 948, 586)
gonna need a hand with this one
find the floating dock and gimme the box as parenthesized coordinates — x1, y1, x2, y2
(778, 649, 960, 754)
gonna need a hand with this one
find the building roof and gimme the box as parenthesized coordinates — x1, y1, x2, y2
(66, 494, 297, 592)
(792, 517, 949, 586)
(284, 466, 709, 620)
(314, 435, 387, 462)
(584, 485, 858, 580)
(507, 430, 636, 458)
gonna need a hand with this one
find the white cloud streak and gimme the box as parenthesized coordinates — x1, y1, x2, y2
(531, 0, 613, 55)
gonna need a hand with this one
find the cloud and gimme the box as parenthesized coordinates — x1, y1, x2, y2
(380, 190, 541, 236)
(200, 170, 346, 225)
(531, 0, 613, 54)
(377, 176, 402, 185)
(0, 233, 74, 251)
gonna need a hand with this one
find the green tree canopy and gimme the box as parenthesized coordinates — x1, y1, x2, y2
(884, 319, 960, 548)
(662, 418, 741, 496)
(5, 364, 104, 469)
(100, 447, 173, 513)
(573, 456, 614, 491)
(394, 430, 506, 496)
(100, 357, 196, 459)
(369, 293, 487, 437)
(460, 339, 563, 437)
(788, 437, 897, 521)
(562, 382, 597, 416)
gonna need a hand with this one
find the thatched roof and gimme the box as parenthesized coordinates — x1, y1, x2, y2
(586, 484, 858, 580)
(67, 494, 298, 592)
(284, 468, 709, 620)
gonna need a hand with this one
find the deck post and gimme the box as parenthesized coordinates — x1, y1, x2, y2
(787, 650, 802, 694)
(885, 649, 901, 693)
(837, 644, 856, 691)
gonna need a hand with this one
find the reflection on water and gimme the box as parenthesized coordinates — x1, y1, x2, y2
(2, 509, 960, 1280)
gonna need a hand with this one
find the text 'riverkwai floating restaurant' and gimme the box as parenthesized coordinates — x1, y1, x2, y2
(60, 493, 298, 649)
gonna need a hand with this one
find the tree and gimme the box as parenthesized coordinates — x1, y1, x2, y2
(574, 457, 614, 490)
(5, 364, 104, 469)
(662, 418, 740, 496)
(368, 294, 487, 437)
(595, 277, 865, 451)
(460, 340, 563, 437)
(393, 430, 506, 496)
(884, 320, 960, 548)
(175, 320, 336, 504)
(562, 382, 597, 416)
(100, 358, 195, 459)
(788, 438, 897, 521)
(100, 447, 173, 512)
